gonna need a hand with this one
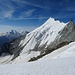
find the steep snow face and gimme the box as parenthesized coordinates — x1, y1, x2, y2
(21, 17, 66, 54)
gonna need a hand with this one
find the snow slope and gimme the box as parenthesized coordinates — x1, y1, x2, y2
(0, 57, 75, 75)
(0, 42, 75, 75)
(20, 17, 66, 54)
(54, 42, 75, 58)
(38, 42, 75, 61)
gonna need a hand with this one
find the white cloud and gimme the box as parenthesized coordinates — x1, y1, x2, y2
(0, 0, 15, 19)
(20, 9, 36, 18)
(12, 0, 51, 9)
(5, 17, 48, 20)
(3, 10, 14, 19)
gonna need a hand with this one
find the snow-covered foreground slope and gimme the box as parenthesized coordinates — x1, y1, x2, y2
(0, 58, 75, 75)
(0, 55, 13, 64)
(0, 52, 75, 75)
(0, 42, 75, 75)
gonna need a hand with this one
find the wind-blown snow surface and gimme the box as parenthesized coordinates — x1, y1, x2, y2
(20, 17, 66, 54)
(0, 57, 75, 75)
(0, 42, 75, 75)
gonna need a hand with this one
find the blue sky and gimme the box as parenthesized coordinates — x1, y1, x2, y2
(0, 0, 75, 32)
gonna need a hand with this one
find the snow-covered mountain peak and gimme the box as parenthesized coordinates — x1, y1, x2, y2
(21, 17, 67, 55)
(7, 30, 20, 35)
(20, 30, 29, 35)
(29, 17, 66, 34)
(41, 17, 65, 27)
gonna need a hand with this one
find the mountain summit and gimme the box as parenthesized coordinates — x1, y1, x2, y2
(17, 18, 75, 62)
(14, 17, 67, 61)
